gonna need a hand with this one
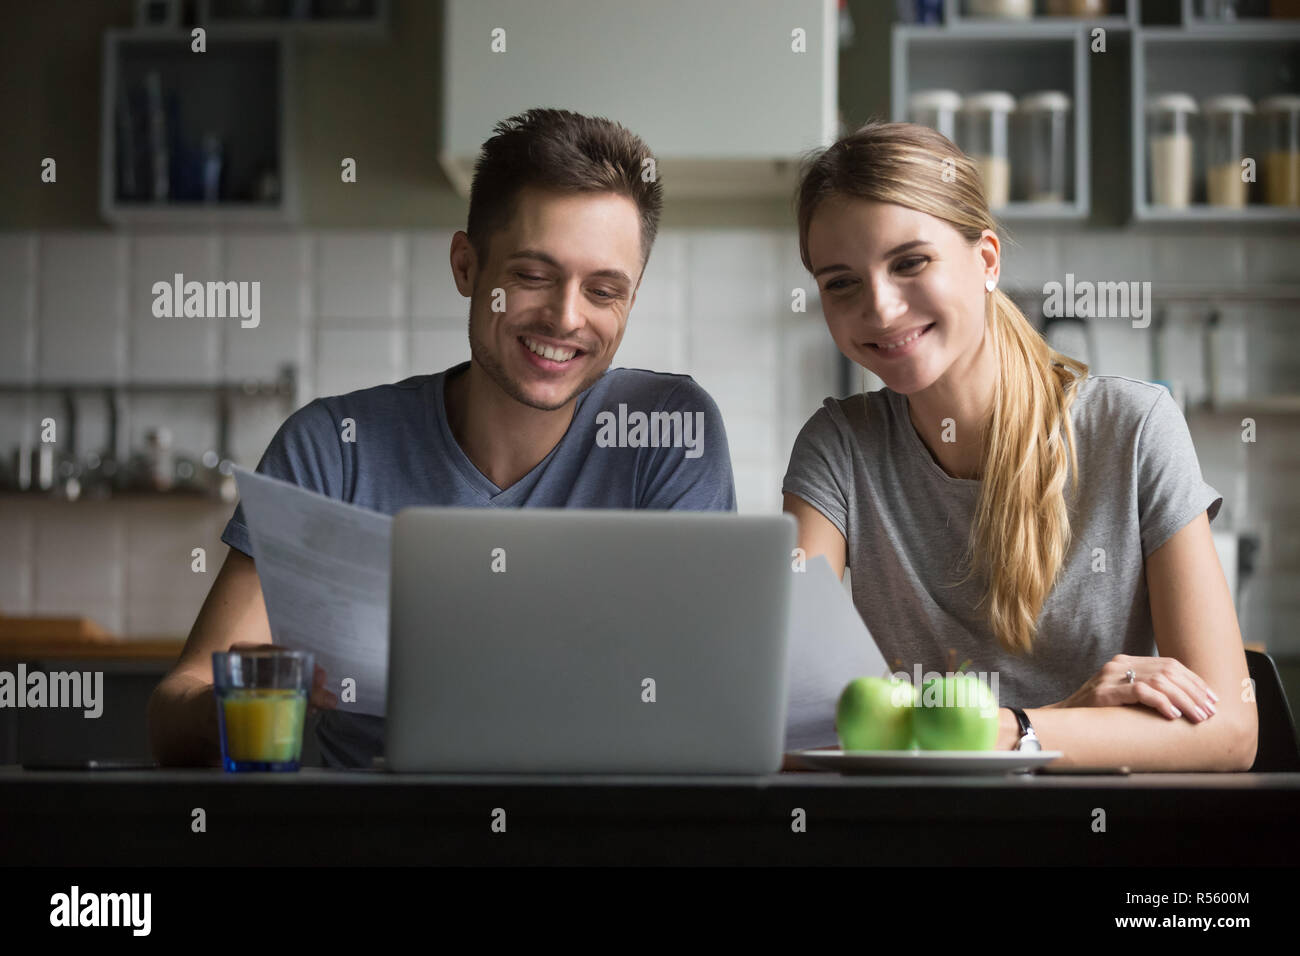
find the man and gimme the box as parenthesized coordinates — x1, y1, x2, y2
(148, 108, 737, 768)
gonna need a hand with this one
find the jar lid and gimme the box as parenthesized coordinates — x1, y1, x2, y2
(1201, 94, 1255, 115)
(1146, 93, 1199, 114)
(1258, 94, 1300, 114)
(1017, 90, 1072, 113)
(909, 89, 963, 112)
(961, 91, 1017, 113)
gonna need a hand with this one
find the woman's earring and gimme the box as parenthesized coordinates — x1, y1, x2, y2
(985, 278, 997, 293)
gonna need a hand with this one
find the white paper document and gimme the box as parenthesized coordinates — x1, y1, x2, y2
(783, 556, 889, 752)
(234, 467, 391, 716)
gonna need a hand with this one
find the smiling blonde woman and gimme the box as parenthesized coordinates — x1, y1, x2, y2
(782, 121, 1257, 771)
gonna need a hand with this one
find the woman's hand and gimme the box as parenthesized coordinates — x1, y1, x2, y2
(1050, 654, 1220, 723)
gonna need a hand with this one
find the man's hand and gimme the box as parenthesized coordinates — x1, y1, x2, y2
(227, 641, 338, 715)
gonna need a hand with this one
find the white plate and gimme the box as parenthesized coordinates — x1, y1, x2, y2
(790, 748, 1063, 774)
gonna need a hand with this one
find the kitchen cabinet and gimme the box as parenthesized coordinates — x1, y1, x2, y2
(439, 0, 838, 199)
(892, 22, 1092, 219)
(100, 31, 297, 224)
(894, 2, 1300, 223)
(1133, 24, 1300, 221)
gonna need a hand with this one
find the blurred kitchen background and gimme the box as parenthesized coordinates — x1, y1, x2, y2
(1, 0, 1297, 761)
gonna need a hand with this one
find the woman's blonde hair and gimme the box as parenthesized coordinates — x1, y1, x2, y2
(795, 121, 1087, 655)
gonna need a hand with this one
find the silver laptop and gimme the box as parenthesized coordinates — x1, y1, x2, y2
(386, 508, 796, 774)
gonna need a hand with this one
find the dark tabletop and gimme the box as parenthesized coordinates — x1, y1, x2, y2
(4, 766, 1298, 865)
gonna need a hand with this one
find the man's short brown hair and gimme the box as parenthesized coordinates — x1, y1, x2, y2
(465, 108, 663, 272)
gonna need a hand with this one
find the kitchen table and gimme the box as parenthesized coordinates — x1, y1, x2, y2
(1, 766, 1297, 866)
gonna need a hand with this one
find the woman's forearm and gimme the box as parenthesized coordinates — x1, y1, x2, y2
(1013, 704, 1256, 772)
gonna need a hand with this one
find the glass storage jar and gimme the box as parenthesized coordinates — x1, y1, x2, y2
(1016, 90, 1071, 203)
(959, 91, 1016, 209)
(908, 89, 963, 144)
(1259, 94, 1300, 207)
(1202, 95, 1254, 208)
(1147, 93, 1198, 208)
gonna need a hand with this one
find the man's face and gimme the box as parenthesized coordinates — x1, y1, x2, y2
(456, 187, 644, 411)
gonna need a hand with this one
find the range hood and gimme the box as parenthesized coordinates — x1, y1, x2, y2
(440, 0, 838, 199)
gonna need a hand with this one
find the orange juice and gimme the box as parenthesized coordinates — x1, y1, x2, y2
(219, 688, 307, 764)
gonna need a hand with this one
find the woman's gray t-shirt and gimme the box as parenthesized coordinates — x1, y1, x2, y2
(781, 374, 1222, 710)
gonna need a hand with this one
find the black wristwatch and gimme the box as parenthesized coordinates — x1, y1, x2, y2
(1010, 707, 1041, 752)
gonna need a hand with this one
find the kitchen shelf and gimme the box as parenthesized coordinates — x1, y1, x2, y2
(892, 24, 1091, 219)
(100, 30, 297, 225)
(941, 0, 1136, 30)
(0, 376, 295, 395)
(1132, 24, 1300, 222)
(1178, 0, 1300, 29)
(0, 368, 296, 493)
(896, 6, 1300, 224)
(196, 0, 389, 38)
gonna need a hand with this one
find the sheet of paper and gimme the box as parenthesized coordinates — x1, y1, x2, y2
(234, 467, 391, 716)
(784, 555, 889, 752)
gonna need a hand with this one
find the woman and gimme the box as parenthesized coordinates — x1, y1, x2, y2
(783, 122, 1257, 771)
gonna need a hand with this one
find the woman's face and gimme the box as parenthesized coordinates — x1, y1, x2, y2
(806, 198, 998, 396)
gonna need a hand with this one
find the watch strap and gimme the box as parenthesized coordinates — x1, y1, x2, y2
(1009, 706, 1040, 751)
(1010, 707, 1032, 737)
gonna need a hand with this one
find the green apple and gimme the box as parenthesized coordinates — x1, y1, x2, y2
(835, 677, 918, 751)
(912, 674, 999, 751)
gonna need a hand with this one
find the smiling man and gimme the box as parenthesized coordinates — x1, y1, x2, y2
(148, 109, 737, 769)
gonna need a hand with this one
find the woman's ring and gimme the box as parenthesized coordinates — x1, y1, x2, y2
(1126, 668, 1136, 684)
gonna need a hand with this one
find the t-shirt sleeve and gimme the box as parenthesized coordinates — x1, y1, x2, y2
(1134, 387, 1222, 559)
(781, 402, 850, 539)
(636, 377, 737, 511)
(220, 400, 345, 556)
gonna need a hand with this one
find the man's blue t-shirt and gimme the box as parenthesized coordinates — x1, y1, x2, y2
(221, 361, 737, 767)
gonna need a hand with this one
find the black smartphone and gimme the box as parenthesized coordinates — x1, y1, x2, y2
(1035, 764, 1131, 775)
(22, 759, 159, 771)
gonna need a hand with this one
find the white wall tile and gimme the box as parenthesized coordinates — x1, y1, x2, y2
(130, 234, 221, 381)
(222, 234, 311, 382)
(1089, 321, 1152, 381)
(410, 230, 468, 322)
(645, 231, 688, 278)
(410, 328, 469, 377)
(228, 394, 298, 470)
(690, 364, 778, 419)
(316, 232, 407, 323)
(1156, 305, 1210, 406)
(779, 318, 841, 458)
(687, 274, 782, 330)
(687, 231, 782, 277)
(1000, 227, 1060, 289)
(714, 411, 778, 467)
(0, 505, 34, 613)
(1242, 236, 1300, 284)
(0, 234, 37, 383)
(733, 464, 780, 515)
(687, 316, 778, 374)
(615, 308, 686, 373)
(314, 327, 404, 398)
(1151, 235, 1244, 285)
(123, 500, 227, 637)
(629, 272, 686, 325)
(32, 505, 125, 633)
(1057, 234, 1152, 283)
(38, 234, 128, 381)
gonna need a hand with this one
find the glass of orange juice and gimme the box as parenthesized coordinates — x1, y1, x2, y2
(212, 649, 313, 772)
